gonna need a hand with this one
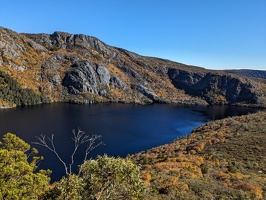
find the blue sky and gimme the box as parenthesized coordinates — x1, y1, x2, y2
(0, 0, 265, 70)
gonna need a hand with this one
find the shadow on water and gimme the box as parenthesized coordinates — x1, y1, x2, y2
(0, 103, 261, 181)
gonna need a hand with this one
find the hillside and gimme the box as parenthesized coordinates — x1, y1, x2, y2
(1, 26, 266, 107)
(133, 111, 266, 199)
(225, 69, 266, 80)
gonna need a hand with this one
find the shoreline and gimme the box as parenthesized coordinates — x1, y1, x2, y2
(1, 100, 266, 109)
(0, 106, 14, 109)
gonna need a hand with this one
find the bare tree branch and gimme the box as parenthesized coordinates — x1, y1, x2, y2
(33, 134, 69, 175)
(77, 134, 104, 176)
(84, 135, 104, 162)
(69, 128, 86, 173)
(33, 129, 103, 176)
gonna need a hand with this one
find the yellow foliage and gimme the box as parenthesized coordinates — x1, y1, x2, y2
(141, 171, 152, 185)
(180, 171, 198, 179)
(135, 112, 266, 199)
(196, 141, 206, 150)
(230, 172, 246, 180)
(188, 149, 197, 155)
(233, 181, 263, 199)
(214, 171, 230, 181)
(191, 156, 204, 166)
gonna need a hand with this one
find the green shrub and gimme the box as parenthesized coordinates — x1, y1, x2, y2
(0, 133, 51, 199)
(80, 155, 145, 200)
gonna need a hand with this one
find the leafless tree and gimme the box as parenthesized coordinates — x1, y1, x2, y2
(33, 128, 103, 175)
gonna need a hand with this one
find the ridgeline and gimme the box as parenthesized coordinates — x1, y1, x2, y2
(0, 26, 266, 107)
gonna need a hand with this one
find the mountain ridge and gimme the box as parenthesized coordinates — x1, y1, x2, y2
(225, 69, 266, 80)
(1, 26, 266, 107)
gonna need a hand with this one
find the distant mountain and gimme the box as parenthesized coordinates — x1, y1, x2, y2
(1, 26, 266, 107)
(225, 69, 266, 80)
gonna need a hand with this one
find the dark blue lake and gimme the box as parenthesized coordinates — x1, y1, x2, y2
(0, 103, 260, 181)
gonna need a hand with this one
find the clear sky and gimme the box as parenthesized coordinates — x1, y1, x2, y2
(0, 0, 265, 70)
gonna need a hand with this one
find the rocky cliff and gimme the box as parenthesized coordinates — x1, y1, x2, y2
(225, 69, 266, 80)
(0, 26, 266, 107)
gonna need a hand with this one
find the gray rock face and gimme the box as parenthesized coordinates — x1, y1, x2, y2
(225, 69, 266, 80)
(99, 89, 107, 97)
(120, 64, 140, 79)
(27, 39, 47, 51)
(168, 68, 258, 104)
(62, 61, 114, 97)
(168, 69, 205, 88)
(110, 76, 126, 89)
(0, 28, 23, 58)
(96, 66, 110, 85)
(50, 74, 61, 86)
(25, 31, 113, 57)
(136, 84, 160, 102)
(14, 65, 27, 72)
(63, 61, 98, 94)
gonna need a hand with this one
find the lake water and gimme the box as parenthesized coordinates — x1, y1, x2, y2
(0, 103, 260, 181)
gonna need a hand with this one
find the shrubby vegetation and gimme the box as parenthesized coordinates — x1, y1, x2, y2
(1, 112, 266, 199)
(44, 155, 145, 200)
(0, 132, 145, 200)
(0, 71, 42, 107)
(0, 133, 50, 199)
(134, 111, 266, 199)
(81, 155, 145, 199)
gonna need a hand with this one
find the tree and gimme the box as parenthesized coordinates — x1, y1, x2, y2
(33, 128, 103, 175)
(42, 173, 84, 200)
(0, 133, 50, 200)
(80, 155, 145, 200)
(34, 130, 145, 199)
(44, 155, 145, 200)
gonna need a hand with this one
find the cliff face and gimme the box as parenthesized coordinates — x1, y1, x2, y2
(168, 69, 260, 105)
(225, 69, 266, 80)
(0, 26, 266, 107)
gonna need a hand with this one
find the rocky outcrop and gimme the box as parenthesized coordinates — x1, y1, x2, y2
(110, 76, 126, 89)
(96, 65, 110, 85)
(25, 31, 113, 57)
(63, 61, 98, 94)
(63, 61, 122, 98)
(168, 69, 259, 105)
(136, 84, 161, 102)
(1, 26, 266, 107)
(225, 69, 266, 80)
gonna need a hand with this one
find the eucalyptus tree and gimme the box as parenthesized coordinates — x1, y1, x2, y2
(0, 133, 50, 200)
